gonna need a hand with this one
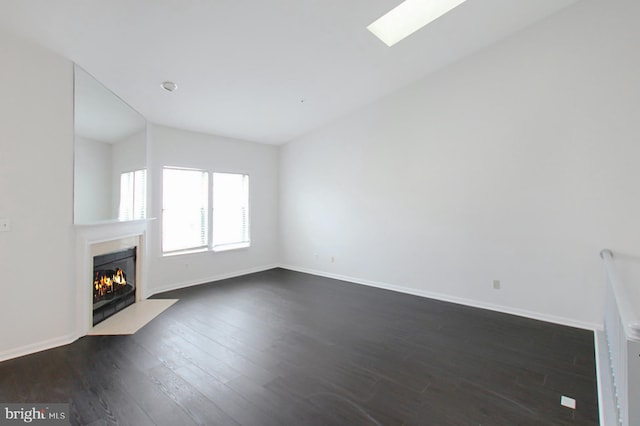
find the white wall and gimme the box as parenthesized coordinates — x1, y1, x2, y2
(280, 0, 640, 328)
(74, 136, 113, 222)
(147, 124, 279, 294)
(0, 30, 75, 359)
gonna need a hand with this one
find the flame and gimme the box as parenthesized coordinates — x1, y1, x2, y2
(93, 268, 127, 300)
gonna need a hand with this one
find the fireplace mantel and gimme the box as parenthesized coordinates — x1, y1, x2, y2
(75, 218, 154, 229)
(75, 219, 154, 336)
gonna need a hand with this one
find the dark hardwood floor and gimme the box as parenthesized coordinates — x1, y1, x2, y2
(0, 268, 599, 425)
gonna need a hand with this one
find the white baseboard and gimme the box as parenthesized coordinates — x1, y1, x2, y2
(148, 264, 280, 296)
(279, 264, 601, 331)
(0, 333, 77, 363)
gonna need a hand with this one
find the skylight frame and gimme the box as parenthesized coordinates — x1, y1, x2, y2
(367, 0, 468, 47)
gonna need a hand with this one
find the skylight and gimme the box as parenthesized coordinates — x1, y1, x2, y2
(367, 0, 468, 47)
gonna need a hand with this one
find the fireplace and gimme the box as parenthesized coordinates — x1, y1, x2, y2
(92, 247, 136, 326)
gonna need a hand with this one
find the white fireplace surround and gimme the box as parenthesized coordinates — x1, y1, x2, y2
(75, 219, 153, 337)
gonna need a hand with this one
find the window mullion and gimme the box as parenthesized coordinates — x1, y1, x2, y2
(208, 171, 214, 251)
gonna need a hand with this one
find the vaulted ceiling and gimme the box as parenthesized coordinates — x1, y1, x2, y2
(0, 0, 580, 144)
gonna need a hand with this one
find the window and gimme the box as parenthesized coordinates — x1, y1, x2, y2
(162, 168, 250, 255)
(118, 169, 146, 221)
(212, 172, 250, 250)
(162, 168, 209, 253)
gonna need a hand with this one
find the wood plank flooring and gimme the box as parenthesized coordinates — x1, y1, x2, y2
(0, 268, 599, 425)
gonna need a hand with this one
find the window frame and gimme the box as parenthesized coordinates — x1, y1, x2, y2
(212, 172, 251, 252)
(118, 168, 147, 221)
(161, 167, 251, 256)
(161, 167, 210, 255)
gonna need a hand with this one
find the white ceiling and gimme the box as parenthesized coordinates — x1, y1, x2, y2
(0, 0, 580, 145)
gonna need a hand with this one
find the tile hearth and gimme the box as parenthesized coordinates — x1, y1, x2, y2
(88, 299, 178, 335)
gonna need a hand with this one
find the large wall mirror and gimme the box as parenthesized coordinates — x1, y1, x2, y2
(74, 65, 147, 224)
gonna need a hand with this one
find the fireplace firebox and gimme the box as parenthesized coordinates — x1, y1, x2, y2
(92, 247, 136, 326)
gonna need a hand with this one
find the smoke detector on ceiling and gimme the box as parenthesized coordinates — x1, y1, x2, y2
(161, 81, 178, 92)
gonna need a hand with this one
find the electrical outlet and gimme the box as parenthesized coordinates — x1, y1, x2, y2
(0, 218, 10, 232)
(492, 280, 501, 290)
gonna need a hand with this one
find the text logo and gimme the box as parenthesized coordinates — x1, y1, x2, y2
(0, 404, 69, 425)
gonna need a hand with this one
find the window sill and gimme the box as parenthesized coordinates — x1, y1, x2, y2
(213, 242, 250, 252)
(161, 242, 250, 257)
(162, 247, 208, 257)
